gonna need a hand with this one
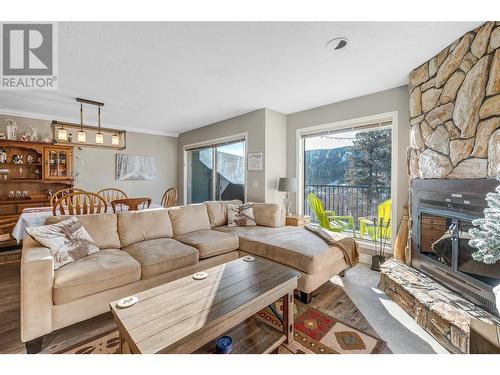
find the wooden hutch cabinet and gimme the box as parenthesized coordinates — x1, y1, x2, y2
(0, 140, 74, 248)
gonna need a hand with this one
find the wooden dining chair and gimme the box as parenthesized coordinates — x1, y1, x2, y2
(111, 198, 151, 213)
(161, 187, 178, 208)
(50, 188, 85, 207)
(96, 188, 128, 204)
(52, 192, 108, 216)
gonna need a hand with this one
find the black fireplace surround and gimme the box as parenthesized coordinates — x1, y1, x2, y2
(411, 179, 500, 315)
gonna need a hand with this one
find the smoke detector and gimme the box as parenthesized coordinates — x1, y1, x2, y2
(325, 37, 349, 51)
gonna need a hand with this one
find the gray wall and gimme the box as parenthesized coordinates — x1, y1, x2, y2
(264, 109, 288, 204)
(0, 114, 178, 204)
(287, 85, 410, 230)
(177, 109, 267, 203)
(177, 86, 410, 226)
(74, 131, 177, 203)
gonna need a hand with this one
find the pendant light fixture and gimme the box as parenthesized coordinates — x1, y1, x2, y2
(53, 98, 126, 149)
(77, 103, 86, 143)
(111, 131, 120, 147)
(57, 124, 68, 142)
(95, 106, 104, 144)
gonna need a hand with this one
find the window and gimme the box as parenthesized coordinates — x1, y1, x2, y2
(302, 121, 392, 243)
(186, 138, 246, 203)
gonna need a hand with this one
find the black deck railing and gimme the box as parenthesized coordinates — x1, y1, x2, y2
(304, 184, 391, 227)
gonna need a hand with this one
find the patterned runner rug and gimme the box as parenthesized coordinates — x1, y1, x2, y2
(59, 299, 387, 354)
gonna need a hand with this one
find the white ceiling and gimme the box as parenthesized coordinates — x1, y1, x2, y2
(0, 22, 481, 136)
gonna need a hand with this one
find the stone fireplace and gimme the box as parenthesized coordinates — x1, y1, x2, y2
(408, 21, 499, 179)
(379, 22, 500, 353)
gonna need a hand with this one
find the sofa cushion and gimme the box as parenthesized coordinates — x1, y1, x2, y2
(168, 204, 211, 236)
(250, 203, 286, 227)
(53, 249, 141, 305)
(45, 213, 121, 249)
(27, 217, 100, 270)
(204, 200, 242, 228)
(117, 209, 173, 248)
(175, 229, 239, 259)
(218, 226, 344, 274)
(124, 238, 199, 279)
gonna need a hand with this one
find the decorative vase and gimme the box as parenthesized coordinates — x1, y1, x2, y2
(5, 119, 17, 140)
(371, 255, 386, 272)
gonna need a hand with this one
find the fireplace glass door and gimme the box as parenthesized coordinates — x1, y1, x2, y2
(457, 220, 500, 287)
(420, 213, 454, 267)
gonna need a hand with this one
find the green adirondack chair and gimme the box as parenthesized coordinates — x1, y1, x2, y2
(307, 192, 356, 237)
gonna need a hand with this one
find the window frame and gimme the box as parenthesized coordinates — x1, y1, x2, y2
(295, 111, 399, 248)
(183, 132, 248, 205)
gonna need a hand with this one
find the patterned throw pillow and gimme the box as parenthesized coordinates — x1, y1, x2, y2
(26, 217, 100, 270)
(227, 203, 256, 227)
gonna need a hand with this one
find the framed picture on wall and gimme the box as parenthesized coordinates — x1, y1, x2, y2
(247, 152, 263, 171)
(115, 154, 157, 180)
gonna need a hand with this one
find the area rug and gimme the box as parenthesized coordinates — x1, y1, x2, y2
(59, 300, 386, 354)
(256, 299, 387, 354)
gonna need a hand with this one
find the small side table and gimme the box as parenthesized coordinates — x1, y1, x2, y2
(286, 214, 311, 227)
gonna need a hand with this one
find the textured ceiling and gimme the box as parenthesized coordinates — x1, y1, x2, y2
(0, 22, 481, 136)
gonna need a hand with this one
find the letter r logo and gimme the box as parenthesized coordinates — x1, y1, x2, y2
(2, 23, 53, 75)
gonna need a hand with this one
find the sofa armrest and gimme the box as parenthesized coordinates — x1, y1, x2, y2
(251, 202, 286, 227)
(20, 235, 54, 342)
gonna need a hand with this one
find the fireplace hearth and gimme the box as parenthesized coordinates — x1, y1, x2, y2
(411, 179, 500, 315)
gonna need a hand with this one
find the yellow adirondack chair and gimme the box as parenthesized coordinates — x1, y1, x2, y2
(307, 192, 356, 237)
(359, 199, 392, 240)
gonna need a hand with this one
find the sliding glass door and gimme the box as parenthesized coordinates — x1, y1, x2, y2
(186, 148, 213, 203)
(186, 139, 245, 204)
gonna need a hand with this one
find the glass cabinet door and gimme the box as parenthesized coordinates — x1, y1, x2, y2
(44, 147, 72, 180)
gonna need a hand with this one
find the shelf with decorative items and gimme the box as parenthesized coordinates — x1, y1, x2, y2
(0, 139, 75, 249)
(51, 98, 126, 150)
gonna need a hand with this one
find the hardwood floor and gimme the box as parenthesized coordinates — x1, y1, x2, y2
(0, 263, 385, 354)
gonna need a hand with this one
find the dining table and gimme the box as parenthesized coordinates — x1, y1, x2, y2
(12, 203, 164, 243)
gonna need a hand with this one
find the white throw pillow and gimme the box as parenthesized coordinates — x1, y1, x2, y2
(26, 217, 100, 270)
(227, 203, 256, 227)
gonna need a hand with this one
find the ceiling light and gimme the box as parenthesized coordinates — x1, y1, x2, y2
(57, 126, 68, 142)
(325, 37, 349, 51)
(77, 103, 86, 143)
(112, 132, 120, 147)
(95, 107, 104, 144)
(54, 98, 126, 149)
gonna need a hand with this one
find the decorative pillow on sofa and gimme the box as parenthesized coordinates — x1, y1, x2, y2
(26, 217, 100, 270)
(227, 203, 256, 227)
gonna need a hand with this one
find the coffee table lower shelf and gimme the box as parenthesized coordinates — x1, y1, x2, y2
(194, 316, 286, 354)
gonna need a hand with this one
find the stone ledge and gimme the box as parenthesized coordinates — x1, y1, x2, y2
(380, 259, 500, 353)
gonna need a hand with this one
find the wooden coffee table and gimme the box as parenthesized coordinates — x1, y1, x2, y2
(110, 256, 300, 354)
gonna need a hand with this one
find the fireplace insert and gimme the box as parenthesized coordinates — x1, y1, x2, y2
(411, 179, 500, 315)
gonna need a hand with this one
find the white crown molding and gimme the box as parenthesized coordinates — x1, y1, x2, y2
(0, 108, 179, 138)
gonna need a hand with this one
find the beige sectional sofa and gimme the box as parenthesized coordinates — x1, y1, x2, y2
(20, 201, 349, 352)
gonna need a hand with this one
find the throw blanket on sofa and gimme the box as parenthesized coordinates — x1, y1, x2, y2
(304, 225, 359, 267)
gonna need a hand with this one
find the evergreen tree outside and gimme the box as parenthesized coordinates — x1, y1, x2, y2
(344, 128, 392, 214)
(469, 180, 500, 264)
